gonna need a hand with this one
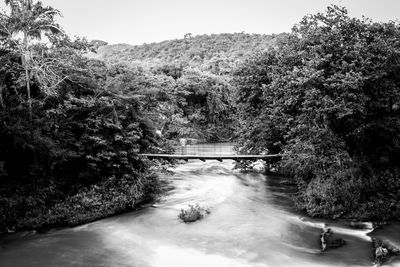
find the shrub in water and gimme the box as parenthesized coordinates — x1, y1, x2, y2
(178, 204, 210, 223)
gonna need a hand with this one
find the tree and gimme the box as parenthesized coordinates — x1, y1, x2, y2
(234, 5, 400, 220)
(0, 0, 168, 233)
(0, 0, 62, 120)
(174, 69, 234, 141)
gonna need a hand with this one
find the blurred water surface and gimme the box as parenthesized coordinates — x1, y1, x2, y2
(0, 144, 399, 267)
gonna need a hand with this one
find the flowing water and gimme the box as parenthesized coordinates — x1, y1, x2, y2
(1, 145, 400, 267)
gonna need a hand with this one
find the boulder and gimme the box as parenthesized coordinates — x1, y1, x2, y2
(320, 228, 346, 251)
(349, 221, 373, 230)
(372, 238, 400, 266)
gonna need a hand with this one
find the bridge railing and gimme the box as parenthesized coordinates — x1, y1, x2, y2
(173, 142, 236, 156)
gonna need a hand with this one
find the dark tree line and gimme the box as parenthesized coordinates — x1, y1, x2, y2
(0, 0, 165, 232)
(234, 6, 400, 220)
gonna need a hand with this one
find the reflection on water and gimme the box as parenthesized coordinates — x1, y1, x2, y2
(1, 155, 400, 267)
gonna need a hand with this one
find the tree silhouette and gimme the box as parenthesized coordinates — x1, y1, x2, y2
(0, 0, 62, 120)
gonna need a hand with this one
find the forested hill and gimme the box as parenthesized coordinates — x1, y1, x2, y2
(84, 33, 287, 143)
(90, 33, 286, 72)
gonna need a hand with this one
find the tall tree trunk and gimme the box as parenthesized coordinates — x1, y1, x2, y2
(24, 64, 32, 121)
(0, 85, 4, 110)
(23, 33, 32, 121)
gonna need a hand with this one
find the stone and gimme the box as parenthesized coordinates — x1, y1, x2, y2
(372, 238, 400, 266)
(320, 228, 346, 252)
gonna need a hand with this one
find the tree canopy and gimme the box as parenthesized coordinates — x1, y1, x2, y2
(0, 0, 166, 232)
(234, 5, 400, 220)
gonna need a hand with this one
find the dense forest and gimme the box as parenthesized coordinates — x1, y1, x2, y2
(0, 0, 168, 232)
(234, 6, 400, 220)
(0, 1, 399, 233)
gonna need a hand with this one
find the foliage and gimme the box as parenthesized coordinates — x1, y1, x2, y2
(87, 33, 287, 141)
(0, 173, 161, 230)
(91, 33, 285, 74)
(172, 69, 234, 141)
(100, 61, 235, 142)
(178, 203, 210, 223)
(234, 5, 400, 220)
(0, 0, 62, 120)
(0, 0, 169, 232)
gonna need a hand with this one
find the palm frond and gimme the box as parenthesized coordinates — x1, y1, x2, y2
(1, 0, 63, 41)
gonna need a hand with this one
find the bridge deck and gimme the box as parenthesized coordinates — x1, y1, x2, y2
(140, 154, 283, 161)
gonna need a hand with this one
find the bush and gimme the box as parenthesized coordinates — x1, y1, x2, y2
(295, 170, 361, 219)
(0, 172, 161, 232)
(178, 204, 210, 223)
(295, 166, 400, 221)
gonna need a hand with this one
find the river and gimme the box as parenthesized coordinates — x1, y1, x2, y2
(1, 157, 400, 266)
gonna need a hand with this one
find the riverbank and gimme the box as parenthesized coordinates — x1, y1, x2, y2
(0, 172, 162, 234)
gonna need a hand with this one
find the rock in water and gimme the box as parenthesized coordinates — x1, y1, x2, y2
(320, 228, 346, 252)
(349, 221, 373, 230)
(372, 238, 400, 266)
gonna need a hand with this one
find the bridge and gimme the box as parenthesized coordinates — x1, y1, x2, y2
(140, 143, 283, 162)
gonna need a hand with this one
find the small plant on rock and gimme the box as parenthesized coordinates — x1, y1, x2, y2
(178, 204, 210, 223)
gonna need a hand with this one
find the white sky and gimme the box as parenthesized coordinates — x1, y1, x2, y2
(2, 0, 400, 45)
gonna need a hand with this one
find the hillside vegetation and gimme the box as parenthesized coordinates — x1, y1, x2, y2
(90, 33, 284, 74)
(87, 33, 285, 141)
